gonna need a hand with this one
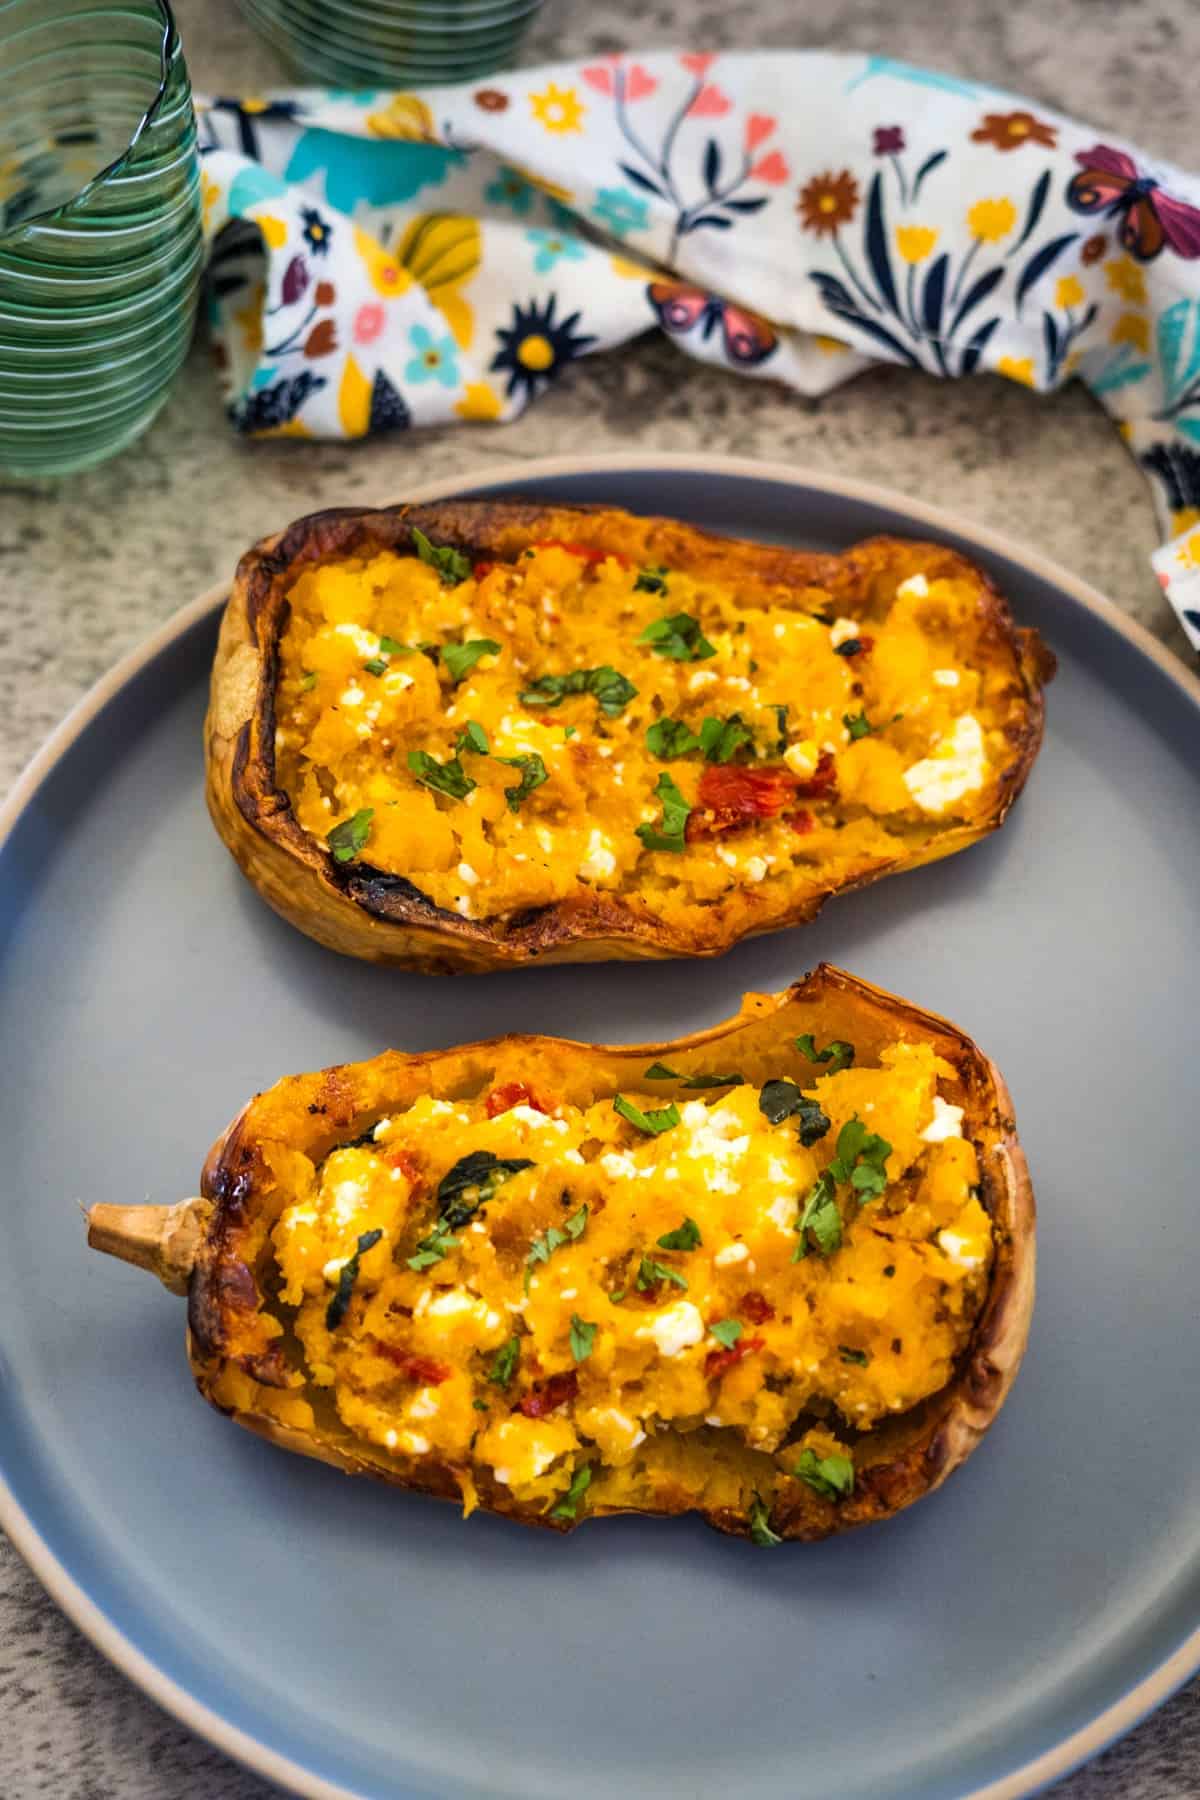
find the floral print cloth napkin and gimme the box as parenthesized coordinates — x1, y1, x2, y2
(197, 51, 1200, 650)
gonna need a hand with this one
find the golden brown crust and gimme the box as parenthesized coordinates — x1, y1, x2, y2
(175, 964, 1035, 1541)
(204, 501, 1054, 973)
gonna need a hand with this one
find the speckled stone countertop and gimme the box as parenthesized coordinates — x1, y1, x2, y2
(1, 1, 1197, 1795)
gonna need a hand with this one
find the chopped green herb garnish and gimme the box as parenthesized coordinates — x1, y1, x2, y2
(635, 770, 692, 854)
(772, 703, 789, 755)
(638, 612, 716, 661)
(550, 1463, 592, 1521)
(326, 808, 373, 864)
(564, 725, 577, 739)
(643, 1062, 744, 1089)
(634, 565, 669, 594)
(826, 1116, 892, 1201)
(635, 1254, 688, 1293)
(325, 1228, 382, 1329)
(473, 1398, 489, 1411)
(833, 638, 863, 658)
(757, 1079, 830, 1147)
(457, 719, 490, 755)
(749, 1495, 782, 1546)
(843, 709, 902, 740)
(497, 751, 548, 813)
(613, 1094, 681, 1136)
(525, 1203, 588, 1289)
(407, 1222, 460, 1271)
(407, 750, 475, 801)
(437, 1150, 534, 1229)
(710, 1318, 742, 1350)
(569, 1314, 598, 1362)
(411, 526, 471, 586)
(379, 635, 411, 657)
(793, 1448, 855, 1501)
(362, 657, 388, 677)
(489, 1335, 521, 1387)
(442, 638, 501, 683)
(795, 1034, 856, 1075)
(793, 1172, 842, 1260)
(656, 1217, 701, 1252)
(699, 713, 754, 764)
(300, 670, 318, 692)
(608, 1288, 627, 1305)
(645, 717, 701, 759)
(519, 665, 637, 718)
(839, 1346, 870, 1366)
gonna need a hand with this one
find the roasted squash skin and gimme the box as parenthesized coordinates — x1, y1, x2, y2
(204, 500, 1054, 973)
(88, 966, 1035, 1542)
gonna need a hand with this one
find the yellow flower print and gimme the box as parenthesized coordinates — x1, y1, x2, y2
(1110, 311, 1150, 351)
(966, 197, 1016, 242)
(1105, 256, 1147, 304)
(455, 381, 505, 421)
(353, 225, 414, 300)
(366, 94, 435, 141)
(610, 253, 652, 280)
(1173, 526, 1200, 569)
(895, 225, 938, 263)
(997, 355, 1037, 388)
(395, 213, 481, 350)
(255, 213, 287, 250)
(233, 283, 264, 354)
(1054, 274, 1085, 309)
(814, 334, 850, 354)
(1171, 507, 1200, 538)
(529, 82, 585, 135)
(201, 169, 221, 233)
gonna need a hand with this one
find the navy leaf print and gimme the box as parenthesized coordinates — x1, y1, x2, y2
(912, 149, 948, 200)
(1043, 311, 1061, 375)
(368, 370, 411, 434)
(865, 174, 899, 315)
(722, 195, 770, 214)
(619, 161, 666, 198)
(812, 271, 857, 311)
(703, 138, 722, 193)
(949, 265, 1005, 336)
(1011, 169, 1051, 256)
(682, 213, 735, 232)
(1015, 232, 1078, 314)
(922, 253, 950, 375)
(230, 371, 326, 434)
(819, 295, 921, 368)
(1185, 610, 1200, 632)
(959, 315, 1001, 376)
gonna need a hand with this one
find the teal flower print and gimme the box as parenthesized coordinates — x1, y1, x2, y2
(590, 186, 650, 237)
(526, 228, 587, 274)
(406, 323, 460, 389)
(485, 165, 536, 215)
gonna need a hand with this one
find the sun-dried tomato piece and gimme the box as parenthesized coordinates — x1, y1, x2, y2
(530, 539, 630, 566)
(738, 1291, 776, 1326)
(518, 1370, 579, 1417)
(473, 559, 499, 579)
(795, 748, 839, 799)
(386, 1148, 425, 1192)
(485, 1081, 556, 1119)
(376, 1346, 452, 1385)
(704, 1335, 765, 1380)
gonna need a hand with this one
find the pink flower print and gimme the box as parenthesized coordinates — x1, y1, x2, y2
(680, 52, 716, 76)
(749, 151, 789, 184)
(873, 125, 905, 155)
(353, 302, 386, 345)
(624, 64, 657, 100)
(583, 58, 655, 99)
(582, 63, 615, 94)
(745, 114, 776, 152)
(688, 83, 732, 118)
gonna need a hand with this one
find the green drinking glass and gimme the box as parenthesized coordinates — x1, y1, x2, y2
(0, 0, 203, 477)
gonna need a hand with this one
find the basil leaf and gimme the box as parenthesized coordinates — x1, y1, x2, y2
(457, 719, 490, 755)
(635, 771, 691, 854)
(758, 1079, 830, 1147)
(793, 1172, 842, 1260)
(300, 670, 318, 692)
(407, 750, 475, 801)
(411, 525, 471, 586)
(525, 1203, 588, 1289)
(634, 565, 669, 594)
(645, 717, 700, 759)
(839, 1345, 870, 1366)
(569, 1314, 598, 1362)
(437, 1150, 534, 1229)
(710, 1318, 742, 1350)
(699, 713, 754, 764)
(550, 1463, 592, 1522)
(379, 635, 412, 657)
(520, 665, 637, 718)
(325, 1228, 383, 1328)
(362, 657, 388, 677)
(489, 1335, 521, 1387)
(564, 725, 577, 739)
(638, 612, 716, 661)
(644, 1062, 743, 1089)
(656, 1217, 701, 1252)
(793, 1448, 855, 1501)
(635, 1254, 688, 1292)
(497, 751, 548, 813)
(843, 710, 902, 740)
(748, 1495, 782, 1546)
(826, 1117, 892, 1188)
(407, 1222, 460, 1271)
(613, 1094, 680, 1136)
(795, 1035, 856, 1075)
(327, 808, 373, 864)
(442, 638, 501, 683)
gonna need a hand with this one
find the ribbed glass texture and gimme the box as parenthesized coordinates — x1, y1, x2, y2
(0, 0, 202, 476)
(237, 0, 543, 86)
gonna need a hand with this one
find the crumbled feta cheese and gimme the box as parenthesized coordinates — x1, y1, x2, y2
(402, 1433, 430, 1455)
(783, 739, 819, 778)
(456, 862, 478, 886)
(339, 683, 365, 708)
(639, 1301, 705, 1358)
(331, 1178, 367, 1224)
(903, 714, 988, 816)
(455, 896, 474, 917)
(714, 1242, 749, 1267)
(385, 1429, 398, 1449)
(507, 1104, 555, 1129)
(383, 669, 414, 694)
(922, 1095, 965, 1142)
(829, 617, 860, 648)
(333, 622, 381, 657)
(408, 1389, 441, 1421)
(563, 1148, 585, 1166)
(937, 1228, 985, 1270)
(322, 1255, 348, 1282)
(744, 855, 768, 883)
(580, 829, 617, 881)
(716, 846, 739, 869)
(535, 826, 555, 854)
(600, 1151, 639, 1180)
(932, 668, 961, 688)
(897, 573, 929, 598)
(428, 1289, 475, 1319)
(688, 670, 718, 690)
(766, 1194, 794, 1233)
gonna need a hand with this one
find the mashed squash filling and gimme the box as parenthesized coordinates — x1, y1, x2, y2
(272, 544, 1010, 925)
(267, 1037, 993, 1521)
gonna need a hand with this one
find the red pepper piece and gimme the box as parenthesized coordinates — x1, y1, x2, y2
(704, 1335, 765, 1379)
(518, 1370, 579, 1417)
(530, 539, 631, 567)
(376, 1347, 452, 1385)
(485, 1081, 555, 1119)
(738, 1291, 775, 1326)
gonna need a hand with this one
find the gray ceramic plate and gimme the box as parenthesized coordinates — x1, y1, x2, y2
(2, 454, 1198, 1800)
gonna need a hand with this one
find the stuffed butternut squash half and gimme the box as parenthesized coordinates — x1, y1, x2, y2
(88, 966, 1034, 1543)
(205, 500, 1053, 972)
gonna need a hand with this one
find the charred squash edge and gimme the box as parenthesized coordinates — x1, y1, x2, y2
(88, 964, 1035, 1542)
(204, 500, 1055, 974)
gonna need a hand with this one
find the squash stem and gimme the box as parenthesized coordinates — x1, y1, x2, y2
(86, 1198, 211, 1295)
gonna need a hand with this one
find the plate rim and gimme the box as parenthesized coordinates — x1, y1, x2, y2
(2, 450, 1198, 1800)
